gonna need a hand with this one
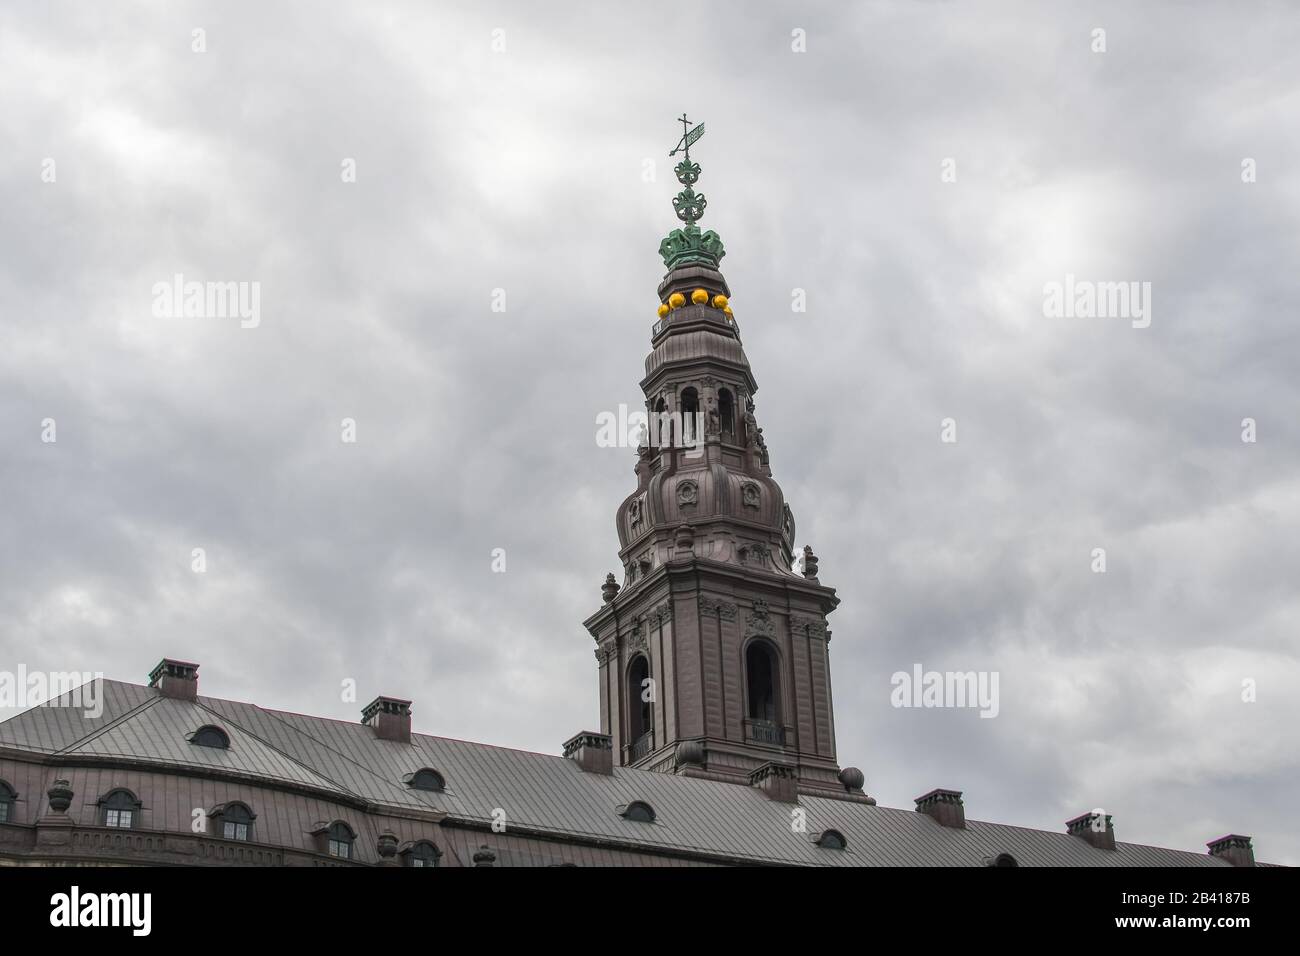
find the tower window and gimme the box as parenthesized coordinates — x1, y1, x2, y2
(626, 654, 652, 746)
(719, 388, 735, 442)
(0, 781, 15, 823)
(403, 841, 442, 867)
(190, 725, 230, 749)
(652, 397, 671, 448)
(680, 387, 699, 443)
(326, 821, 355, 859)
(218, 802, 255, 841)
(407, 768, 446, 792)
(746, 640, 780, 722)
(99, 789, 141, 829)
(620, 800, 656, 823)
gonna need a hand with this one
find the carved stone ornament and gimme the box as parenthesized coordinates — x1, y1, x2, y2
(699, 597, 738, 621)
(623, 617, 648, 653)
(741, 482, 761, 509)
(653, 602, 674, 625)
(678, 479, 698, 506)
(746, 599, 775, 637)
(739, 542, 772, 565)
(628, 498, 643, 529)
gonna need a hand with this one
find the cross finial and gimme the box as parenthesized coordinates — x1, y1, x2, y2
(669, 113, 703, 162)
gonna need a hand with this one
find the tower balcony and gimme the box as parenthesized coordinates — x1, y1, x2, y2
(743, 718, 788, 747)
(626, 731, 655, 763)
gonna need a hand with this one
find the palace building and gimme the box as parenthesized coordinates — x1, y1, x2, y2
(0, 121, 1266, 868)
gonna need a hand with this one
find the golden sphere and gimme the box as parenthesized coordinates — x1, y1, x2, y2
(723, 306, 734, 320)
(712, 294, 729, 310)
(657, 303, 670, 318)
(691, 288, 709, 305)
(667, 292, 686, 309)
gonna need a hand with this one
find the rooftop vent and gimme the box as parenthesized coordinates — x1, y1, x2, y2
(148, 659, 199, 700)
(1207, 834, 1255, 867)
(405, 768, 445, 792)
(618, 800, 656, 823)
(362, 696, 412, 744)
(814, 829, 847, 850)
(189, 725, 230, 750)
(1066, 810, 1116, 851)
(563, 731, 613, 775)
(915, 788, 966, 829)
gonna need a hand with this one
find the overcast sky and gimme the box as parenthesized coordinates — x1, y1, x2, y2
(2, 0, 1297, 864)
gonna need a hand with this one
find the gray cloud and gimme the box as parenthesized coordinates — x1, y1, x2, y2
(1, 0, 1296, 862)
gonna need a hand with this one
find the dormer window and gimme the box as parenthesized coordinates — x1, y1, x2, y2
(619, 800, 656, 823)
(99, 789, 141, 829)
(990, 852, 1018, 867)
(815, 829, 847, 850)
(402, 841, 442, 867)
(0, 781, 15, 823)
(326, 822, 354, 859)
(190, 725, 230, 749)
(213, 802, 255, 841)
(406, 768, 446, 792)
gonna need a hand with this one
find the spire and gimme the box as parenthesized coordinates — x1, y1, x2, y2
(660, 114, 726, 270)
(581, 117, 857, 801)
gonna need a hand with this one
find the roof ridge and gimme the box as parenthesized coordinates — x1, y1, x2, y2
(226, 702, 434, 808)
(189, 698, 367, 800)
(54, 681, 161, 755)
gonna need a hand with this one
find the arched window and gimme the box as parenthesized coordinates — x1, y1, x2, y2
(190, 725, 230, 749)
(620, 800, 656, 823)
(100, 789, 140, 829)
(327, 822, 354, 860)
(991, 852, 1018, 868)
(652, 397, 671, 448)
(680, 387, 699, 443)
(719, 388, 735, 442)
(219, 802, 254, 841)
(0, 780, 15, 824)
(403, 841, 441, 867)
(815, 829, 847, 850)
(627, 654, 652, 745)
(746, 640, 779, 722)
(407, 768, 446, 792)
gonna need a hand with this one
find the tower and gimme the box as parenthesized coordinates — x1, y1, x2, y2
(584, 118, 869, 801)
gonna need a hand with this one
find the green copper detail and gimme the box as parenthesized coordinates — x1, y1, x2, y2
(660, 224, 726, 269)
(661, 114, 724, 268)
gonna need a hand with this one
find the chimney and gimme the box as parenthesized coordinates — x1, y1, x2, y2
(148, 659, 199, 700)
(749, 760, 799, 803)
(1066, 811, 1116, 850)
(1207, 834, 1255, 867)
(563, 731, 613, 774)
(914, 788, 966, 828)
(362, 696, 412, 744)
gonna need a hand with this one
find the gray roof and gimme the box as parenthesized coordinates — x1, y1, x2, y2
(0, 679, 1238, 867)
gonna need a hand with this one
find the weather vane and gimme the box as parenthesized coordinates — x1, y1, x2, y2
(658, 114, 725, 269)
(667, 113, 707, 226)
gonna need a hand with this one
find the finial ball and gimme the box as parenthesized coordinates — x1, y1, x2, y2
(657, 303, 670, 318)
(667, 292, 686, 309)
(691, 288, 708, 305)
(711, 294, 728, 310)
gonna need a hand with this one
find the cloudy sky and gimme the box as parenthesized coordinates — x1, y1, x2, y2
(2, 0, 1297, 863)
